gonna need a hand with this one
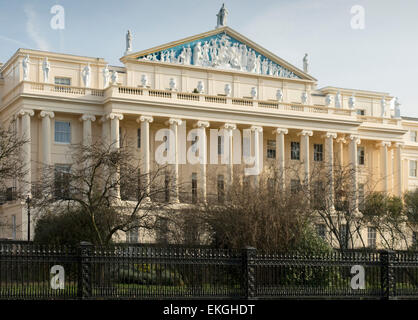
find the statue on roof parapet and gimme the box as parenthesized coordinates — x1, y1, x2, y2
(125, 30, 132, 55)
(216, 4, 229, 29)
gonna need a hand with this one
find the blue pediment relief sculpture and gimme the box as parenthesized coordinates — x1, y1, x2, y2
(138, 32, 301, 79)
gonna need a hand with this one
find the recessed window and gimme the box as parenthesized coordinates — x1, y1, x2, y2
(54, 121, 71, 144)
(54, 164, 71, 200)
(410, 160, 417, 177)
(368, 227, 376, 249)
(267, 140, 276, 159)
(316, 224, 326, 240)
(218, 135, 224, 155)
(127, 228, 139, 243)
(191, 132, 198, 153)
(191, 172, 197, 203)
(217, 174, 224, 203)
(314, 144, 323, 162)
(291, 142, 300, 160)
(411, 131, 417, 142)
(54, 77, 71, 86)
(358, 146, 365, 165)
(357, 109, 365, 116)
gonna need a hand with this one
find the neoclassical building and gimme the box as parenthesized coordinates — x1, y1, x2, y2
(1, 8, 418, 246)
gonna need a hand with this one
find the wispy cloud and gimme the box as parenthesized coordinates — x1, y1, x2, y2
(23, 4, 50, 51)
(0, 35, 30, 48)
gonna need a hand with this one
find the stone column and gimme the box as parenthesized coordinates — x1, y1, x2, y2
(107, 113, 123, 199)
(394, 142, 403, 197)
(349, 135, 361, 211)
(377, 141, 391, 193)
(168, 118, 182, 203)
(79, 114, 96, 147)
(196, 121, 210, 203)
(39, 111, 54, 166)
(223, 123, 237, 187)
(18, 109, 34, 197)
(273, 128, 288, 190)
(323, 132, 337, 210)
(107, 113, 123, 149)
(137, 115, 153, 200)
(336, 136, 346, 167)
(250, 125, 263, 185)
(298, 130, 313, 184)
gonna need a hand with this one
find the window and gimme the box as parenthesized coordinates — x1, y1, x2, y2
(217, 174, 224, 203)
(316, 224, 326, 240)
(413, 232, 418, 246)
(368, 227, 377, 249)
(164, 173, 170, 202)
(358, 146, 365, 165)
(312, 181, 324, 209)
(340, 224, 348, 249)
(137, 128, 141, 148)
(12, 215, 16, 240)
(291, 142, 300, 160)
(126, 228, 139, 243)
(411, 131, 417, 142)
(218, 135, 224, 155)
(54, 164, 71, 199)
(191, 172, 197, 203)
(290, 179, 301, 193)
(357, 109, 365, 116)
(314, 144, 323, 162)
(410, 160, 417, 177)
(54, 77, 71, 86)
(266, 140, 276, 159)
(54, 121, 71, 144)
(191, 132, 198, 153)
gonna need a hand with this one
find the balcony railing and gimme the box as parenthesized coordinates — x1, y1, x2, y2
(1, 81, 402, 126)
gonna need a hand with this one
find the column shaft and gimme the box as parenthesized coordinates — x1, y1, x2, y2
(40, 111, 54, 166)
(138, 116, 153, 199)
(274, 128, 288, 190)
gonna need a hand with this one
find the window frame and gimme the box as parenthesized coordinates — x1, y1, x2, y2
(410, 160, 417, 177)
(313, 144, 323, 162)
(54, 120, 71, 144)
(358, 146, 365, 165)
(54, 77, 71, 86)
(291, 141, 300, 160)
(368, 227, 377, 249)
(267, 140, 276, 159)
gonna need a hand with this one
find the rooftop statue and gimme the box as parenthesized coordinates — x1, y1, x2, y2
(216, 4, 229, 29)
(126, 30, 132, 55)
(42, 57, 50, 83)
(303, 53, 309, 73)
(22, 55, 30, 81)
(82, 63, 91, 88)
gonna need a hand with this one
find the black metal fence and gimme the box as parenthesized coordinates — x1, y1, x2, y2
(0, 242, 418, 300)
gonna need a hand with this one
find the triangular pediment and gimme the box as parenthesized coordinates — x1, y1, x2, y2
(124, 27, 315, 81)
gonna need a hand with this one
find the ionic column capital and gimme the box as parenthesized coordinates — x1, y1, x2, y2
(106, 113, 124, 121)
(376, 141, 391, 148)
(298, 130, 313, 137)
(195, 120, 210, 128)
(336, 136, 347, 144)
(166, 118, 182, 126)
(223, 123, 237, 131)
(18, 109, 35, 117)
(137, 115, 154, 124)
(394, 142, 404, 149)
(322, 132, 337, 139)
(250, 125, 263, 133)
(272, 128, 288, 135)
(349, 134, 361, 145)
(39, 111, 55, 119)
(79, 114, 96, 122)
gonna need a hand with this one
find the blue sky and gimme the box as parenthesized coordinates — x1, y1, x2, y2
(1, 0, 417, 116)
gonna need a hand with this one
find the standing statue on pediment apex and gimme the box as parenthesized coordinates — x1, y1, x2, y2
(216, 4, 229, 29)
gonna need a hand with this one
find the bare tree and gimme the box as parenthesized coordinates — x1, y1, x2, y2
(32, 140, 179, 245)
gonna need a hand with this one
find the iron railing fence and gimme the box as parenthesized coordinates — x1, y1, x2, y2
(0, 242, 418, 300)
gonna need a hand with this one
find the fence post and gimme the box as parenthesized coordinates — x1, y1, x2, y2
(380, 250, 396, 300)
(78, 241, 93, 299)
(242, 246, 257, 300)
